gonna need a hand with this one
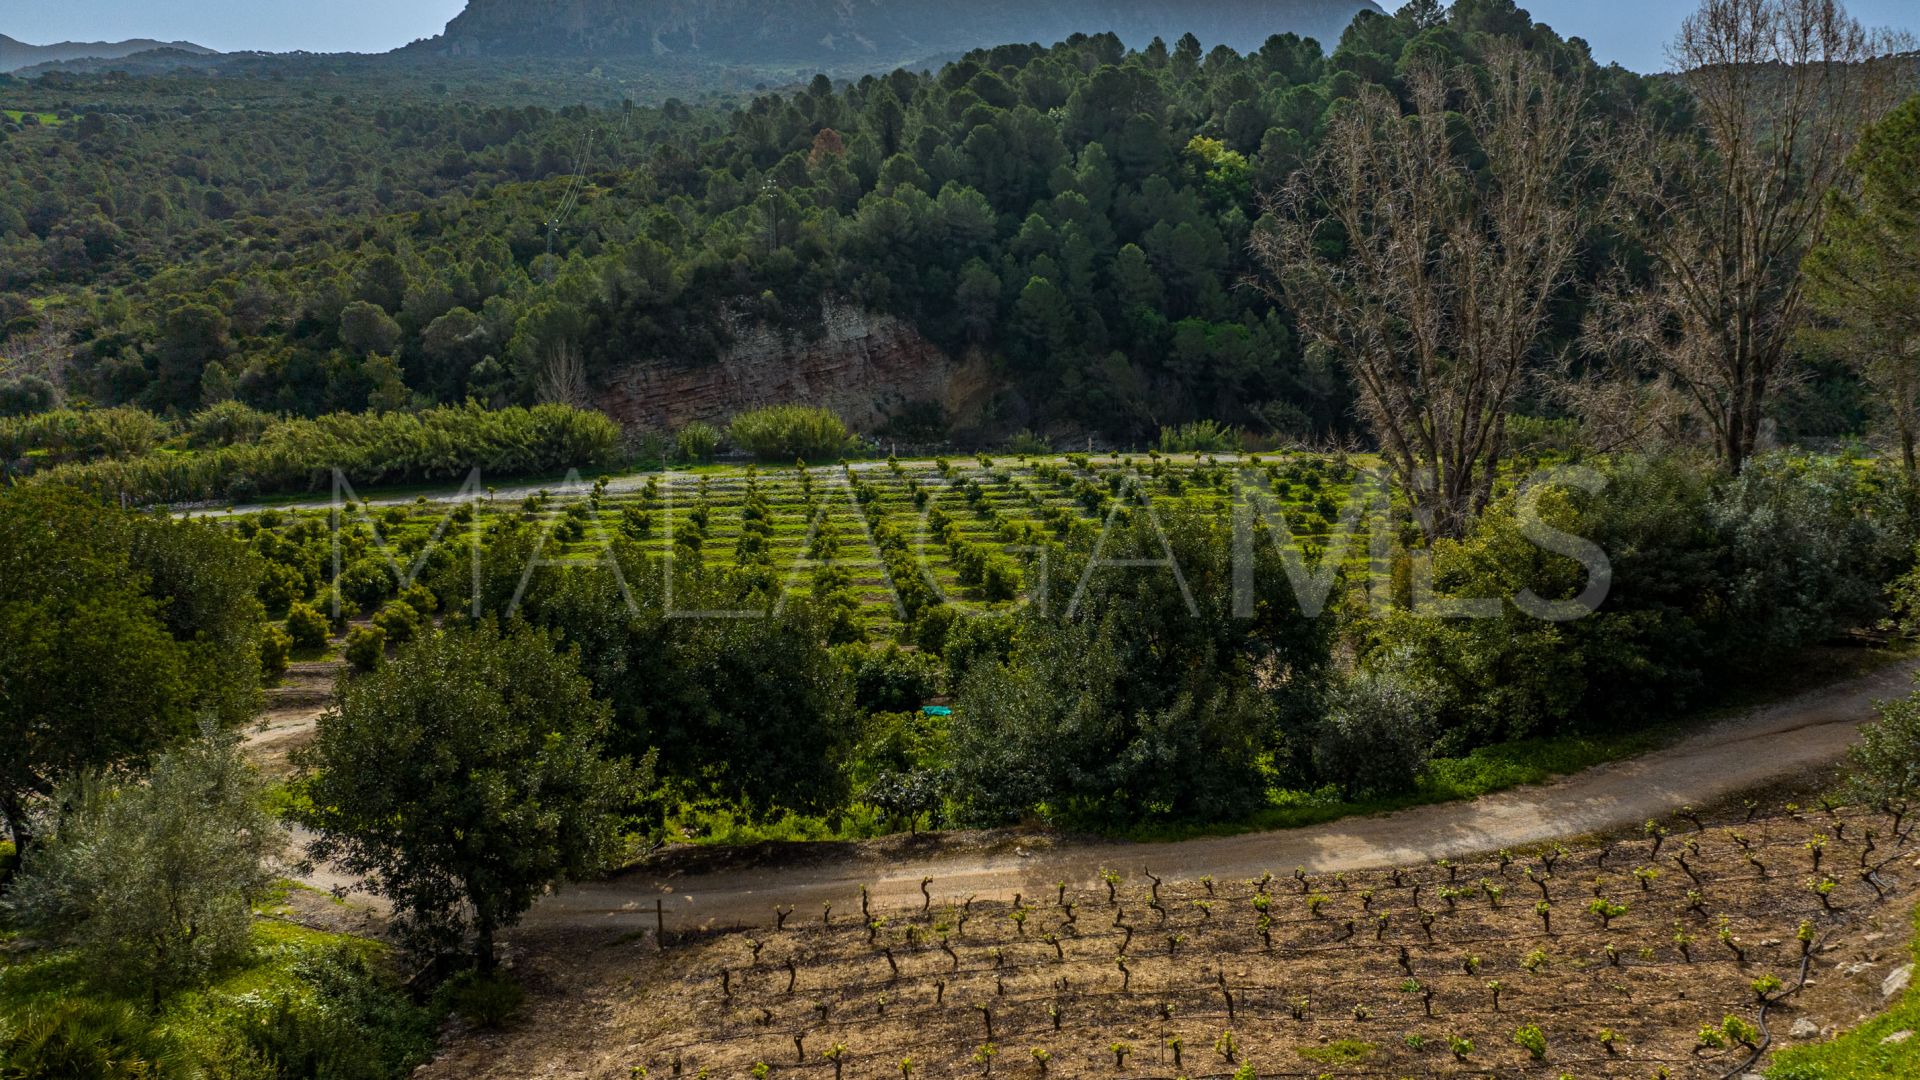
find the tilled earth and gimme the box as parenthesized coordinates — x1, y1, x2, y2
(417, 804, 1920, 1079)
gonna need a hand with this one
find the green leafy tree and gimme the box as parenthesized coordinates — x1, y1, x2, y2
(676, 421, 721, 463)
(0, 488, 260, 867)
(1845, 683, 1920, 805)
(1804, 95, 1920, 470)
(339, 300, 404, 357)
(1313, 665, 1437, 799)
(4, 732, 285, 1004)
(295, 623, 636, 969)
(949, 508, 1330, 825)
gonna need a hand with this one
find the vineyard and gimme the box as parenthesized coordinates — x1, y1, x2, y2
(613, 805, 1917, 1080)
(247, 452, 1386, 634)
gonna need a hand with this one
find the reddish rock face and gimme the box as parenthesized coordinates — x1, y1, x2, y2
(594, 304, 990, 435)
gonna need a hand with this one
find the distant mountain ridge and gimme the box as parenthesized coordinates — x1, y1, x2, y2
(425, 0, 1386, 68)
(0, 33, 216, 74)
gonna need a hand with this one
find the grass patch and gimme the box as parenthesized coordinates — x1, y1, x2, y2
(0, 910, 438, 1078)
(1768, 902, 1920, 1080)
(1295, 1039, 1376, 1065)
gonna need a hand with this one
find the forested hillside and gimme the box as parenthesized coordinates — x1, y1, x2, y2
(430, 0, 1385, 69)
(0, 34, 216, 75)
(1, 3, 1706, 446)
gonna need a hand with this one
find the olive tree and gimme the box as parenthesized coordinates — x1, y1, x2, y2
(1313, 666, 1438, 800)
(4, 732, 285, 1004)
(1845, 686, 1920, 806)
(295, 623, 635, 970)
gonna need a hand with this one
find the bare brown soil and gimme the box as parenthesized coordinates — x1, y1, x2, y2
(419, 805, 1920, 1079)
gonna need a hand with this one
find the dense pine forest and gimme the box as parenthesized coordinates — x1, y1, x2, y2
(3, 3, 1700, 444)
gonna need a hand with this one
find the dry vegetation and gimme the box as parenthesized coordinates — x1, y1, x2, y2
(413, 803, 1920, 1079)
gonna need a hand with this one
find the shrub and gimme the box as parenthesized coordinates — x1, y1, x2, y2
(676, 421, 721, 463)
(260, 623, 293, 677)
(1845, 688, 1920, 805)
(849, 645, 944, 713)
(336, 557, 396, 610)
(1513, 1024, 1547, 1061)
(372, 601, 425, 645)
(4, 733, 284, 1001)
(0, 406, 167, 465)
(728, 405, 850, 461)
(238, 946, 438, 1078)
(1157, 420, 1239, 454)
(981, 556, 1022, 602)
(948, 509, 1331, 826)
(437, 970, 526, 1028)
(185, 400, 274, 448)
(0, 373, 59, 417)
(344, 625, 387, 672)
(1003, 430, 1052, 455)
(285, 601, 331, 651)
(25, 402, 622, 504)
(1312, 665, 1437, 800)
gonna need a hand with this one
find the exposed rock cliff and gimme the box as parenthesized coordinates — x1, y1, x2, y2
(596, 305, 991, 434)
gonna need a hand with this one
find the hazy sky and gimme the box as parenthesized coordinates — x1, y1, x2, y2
(7, 0, 1920, 73)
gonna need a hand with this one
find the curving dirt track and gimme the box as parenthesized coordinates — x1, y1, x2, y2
(522, 656, 1920, 937)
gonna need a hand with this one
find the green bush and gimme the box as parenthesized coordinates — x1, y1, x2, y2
(371, 602, 424, 645)
(185, 401, 275, 449)
(0, 406, 168, 466)
(1369, 452, 1917, 753)
(1157, 420, 1240, 454)
(848, 645, 944, 713)
(675, 421, 720, 463)
(237, 947, 439, 1079)
(285, 602, 330, 651)
(260, 624, 292, 677)
(1846, 689, 1920, 805)
(0, 373, 58, 418)
(5, 734, 284, 1002)
(436, 970, 526, 1028)
(1313, 666, 1437, 800)
(25, 403, 622, 505)
(344, 625, 387, 672)
(727, 405, 849, 461)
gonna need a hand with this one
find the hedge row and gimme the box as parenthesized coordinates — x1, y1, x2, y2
(24, 403, 622, 505)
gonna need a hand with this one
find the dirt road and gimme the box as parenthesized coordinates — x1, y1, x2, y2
(523, 655, 1920, 937)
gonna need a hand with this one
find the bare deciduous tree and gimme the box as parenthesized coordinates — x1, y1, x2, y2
(538, 341, 591, 409)
(1595, 0, 1910, 473)
(1254, 44, 1590, 538)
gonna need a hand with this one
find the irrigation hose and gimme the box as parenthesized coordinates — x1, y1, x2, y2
(1721, 934, 1823, 1080)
